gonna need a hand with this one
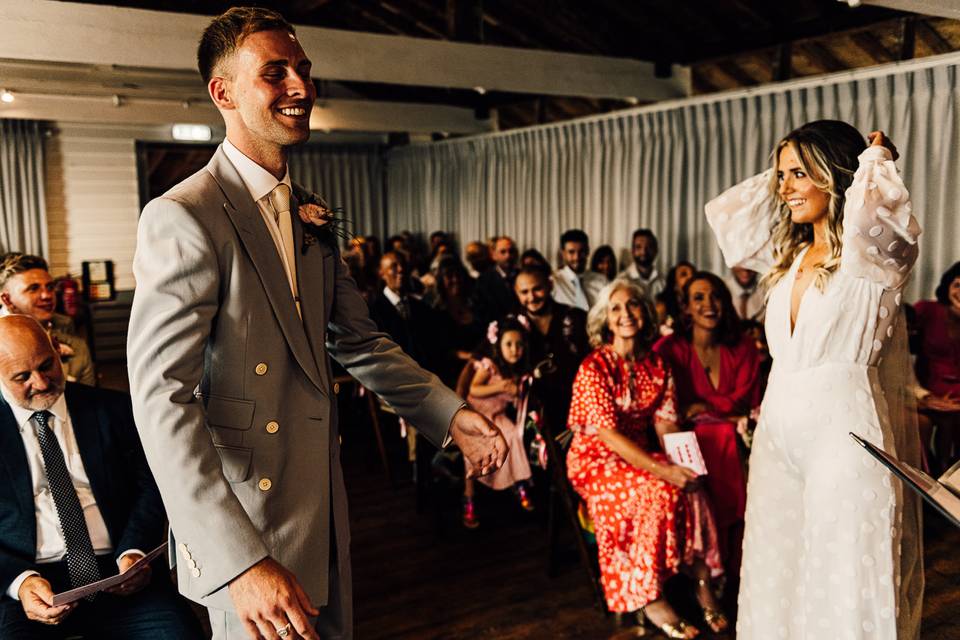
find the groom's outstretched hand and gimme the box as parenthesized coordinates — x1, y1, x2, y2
(449, 407, 509, 477)
(229, 557, 320, 640)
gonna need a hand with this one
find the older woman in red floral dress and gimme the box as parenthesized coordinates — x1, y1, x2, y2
(567, 279, 725, 638)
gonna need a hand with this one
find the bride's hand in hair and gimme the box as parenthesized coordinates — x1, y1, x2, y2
(868, 130, 899, 161)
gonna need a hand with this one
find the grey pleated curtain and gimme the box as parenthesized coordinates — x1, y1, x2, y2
(386, 57, 960, 300)
(288, 143, 387, 242)
(0, 119, 48, 257)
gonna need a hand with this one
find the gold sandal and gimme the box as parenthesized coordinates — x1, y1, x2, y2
(696, 579, 729, 633)
(639, 607, 698, 638)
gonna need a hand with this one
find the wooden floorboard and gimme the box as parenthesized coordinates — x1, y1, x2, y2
(344, 425, 960, 640)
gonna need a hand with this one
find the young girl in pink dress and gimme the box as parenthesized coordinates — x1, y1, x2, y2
(462, 315, 535, 528)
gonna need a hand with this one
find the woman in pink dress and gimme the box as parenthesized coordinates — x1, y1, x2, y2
(462, 315, 534, 528)
(654, 271, 762, 577)
(567, 279, 725, 638)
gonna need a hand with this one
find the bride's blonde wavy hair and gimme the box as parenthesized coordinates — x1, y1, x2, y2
(762, 120, 866, 292)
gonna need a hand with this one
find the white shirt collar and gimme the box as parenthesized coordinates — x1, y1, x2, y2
(0, 384, 68, 433)
(222, 138, 292, 204)
(557, 265, 579, 281)
(627, 263, 659, 282)
(382, 286, 402, 307)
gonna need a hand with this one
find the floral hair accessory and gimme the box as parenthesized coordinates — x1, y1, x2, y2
(487, 320, 500, 345)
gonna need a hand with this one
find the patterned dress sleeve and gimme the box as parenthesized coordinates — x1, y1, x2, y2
(704, 169, 778, 272)
(568, 356, 617, 435)
(654, 367, 679, 426)
(839, 146, 921, 290)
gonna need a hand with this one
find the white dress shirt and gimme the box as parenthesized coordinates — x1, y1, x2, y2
(222, 139, 300, 310)
(620, 263, 665, 300)
(552, 266, 608, 311)
(724, 274, 767, 322)
(1, 387, 139, 599)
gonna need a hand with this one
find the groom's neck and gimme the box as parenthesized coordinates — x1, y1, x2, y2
(226, 131, 288, 180)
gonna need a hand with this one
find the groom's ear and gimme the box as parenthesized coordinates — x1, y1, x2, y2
(208, 76, 234, 111)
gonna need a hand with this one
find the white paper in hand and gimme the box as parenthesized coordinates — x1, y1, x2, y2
(663, 432, 708, 476)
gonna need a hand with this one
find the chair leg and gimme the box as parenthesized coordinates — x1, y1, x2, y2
(365, 389, 393, 486)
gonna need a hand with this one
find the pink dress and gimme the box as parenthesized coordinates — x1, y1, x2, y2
(466, 358, 532, 489)
(566, 347, 722, 613)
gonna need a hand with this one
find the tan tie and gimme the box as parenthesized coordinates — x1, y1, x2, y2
(268, 184, 300, 313)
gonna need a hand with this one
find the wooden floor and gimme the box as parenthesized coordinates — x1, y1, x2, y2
(344, 417, 960, 640)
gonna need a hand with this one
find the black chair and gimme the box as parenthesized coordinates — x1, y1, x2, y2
(529, 364, 607, 613)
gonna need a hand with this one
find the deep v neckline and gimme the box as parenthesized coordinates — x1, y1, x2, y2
(788, 246, 813, 339)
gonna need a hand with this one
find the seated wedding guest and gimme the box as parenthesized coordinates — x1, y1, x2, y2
(462, 316, 535, 528)
(654, 271, 762, 578)
(913, 261, 960, 468)
(620, 228, 665, 299)
(464, 240, 492, 280)
(514, 265, 589, 430)
(473, 236, 519, 324)
(553, 229, 608, 312)
(567, 280, 725, 637)
(369, 251, 439, 373)
(0, 254, 95, 386)
(590, 244, 618, 282)
(658, 260, 696, 332)
(0, 315, 202, 639)
(432, 257, 484, 388)
(519, 248, 550, 272)
(724, 266, 766, 323)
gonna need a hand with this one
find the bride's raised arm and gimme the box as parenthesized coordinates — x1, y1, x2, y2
(704, 169, 778, 274)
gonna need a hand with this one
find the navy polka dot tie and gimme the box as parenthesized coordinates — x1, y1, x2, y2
(32, 411, 101, 597)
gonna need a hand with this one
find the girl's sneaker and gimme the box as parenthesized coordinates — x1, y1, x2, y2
(462, 496, 479, 529)
(516, 483, 534, 512)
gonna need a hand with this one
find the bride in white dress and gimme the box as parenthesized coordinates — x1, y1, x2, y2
(705, 120, 923, 639)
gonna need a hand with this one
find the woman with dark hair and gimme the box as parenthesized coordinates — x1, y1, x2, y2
(660, 260, 696, 330)
(706, 121, 923, 638)
(654, 271, 761, 578)
(567, 279, 724, 637)
(520, 248, 551, 272)
(590, 244, 618, 282)
(913, 261, 960, 468)
(432, 256, 484, 387)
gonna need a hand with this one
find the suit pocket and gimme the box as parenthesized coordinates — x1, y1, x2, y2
(204, 394, 255, 430)
(214, 445, 253, 483)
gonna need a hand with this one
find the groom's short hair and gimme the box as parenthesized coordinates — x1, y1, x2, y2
(198, 7, 296, 84)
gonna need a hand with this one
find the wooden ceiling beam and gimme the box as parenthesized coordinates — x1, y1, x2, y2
(800, 41, 847, 73)
(916, 19, 952, 54)
(849, 30, 895, 63)
(715, 60, 760, 86)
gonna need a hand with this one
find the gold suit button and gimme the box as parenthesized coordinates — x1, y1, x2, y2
(333, 382, 340, 395)
(178, 543, 188, 554)
(258, 478, 272, 491)
(255, 362, 268, 376)
(191, 568, 201, 578)
(266, 421, 279, 434)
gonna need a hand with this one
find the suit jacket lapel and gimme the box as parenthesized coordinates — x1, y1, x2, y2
(207, 148, 325, 393)
(0, 399, 37, 536)
(292, 189, 331, 393)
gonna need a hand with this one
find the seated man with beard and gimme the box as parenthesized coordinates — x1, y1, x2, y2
(513, 265, 589, 430)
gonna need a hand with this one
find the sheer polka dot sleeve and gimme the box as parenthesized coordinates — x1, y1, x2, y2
(654, 367, 679, 426)
(704, 169, 777, 273)
(568, 358, 617, 436)
(840, 146, 921, 290)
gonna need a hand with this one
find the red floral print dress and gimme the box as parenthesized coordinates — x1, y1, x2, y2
(566, 346, 722, 613)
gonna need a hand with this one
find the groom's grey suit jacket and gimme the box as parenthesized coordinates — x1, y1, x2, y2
(127, 146, 464, 611)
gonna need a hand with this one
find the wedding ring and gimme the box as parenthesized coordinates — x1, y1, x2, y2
(276, 623, 292, 638)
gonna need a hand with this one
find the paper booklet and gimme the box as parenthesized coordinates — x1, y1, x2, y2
(850, 432, 960, 529)
(663, 431, 708, 476)
(52, 542, 167, 606)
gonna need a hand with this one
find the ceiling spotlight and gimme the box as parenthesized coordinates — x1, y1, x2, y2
(0, 90, 14, 104)
(473, 86, 487, 95)
(172, 124, 212, 141)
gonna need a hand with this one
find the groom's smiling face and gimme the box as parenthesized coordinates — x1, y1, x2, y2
(221, 29, 316, 150)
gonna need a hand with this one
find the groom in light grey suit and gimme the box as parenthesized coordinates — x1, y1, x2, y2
(126, 7, 507, 640)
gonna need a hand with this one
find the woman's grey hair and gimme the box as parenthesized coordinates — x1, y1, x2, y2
(586, 278, 659, 350)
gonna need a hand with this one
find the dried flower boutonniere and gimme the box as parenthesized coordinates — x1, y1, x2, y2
(298, 202, 354, 253)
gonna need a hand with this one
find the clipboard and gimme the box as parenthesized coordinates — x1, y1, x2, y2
(52, 542, 167, 606)
(850, 432, 960, 529)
